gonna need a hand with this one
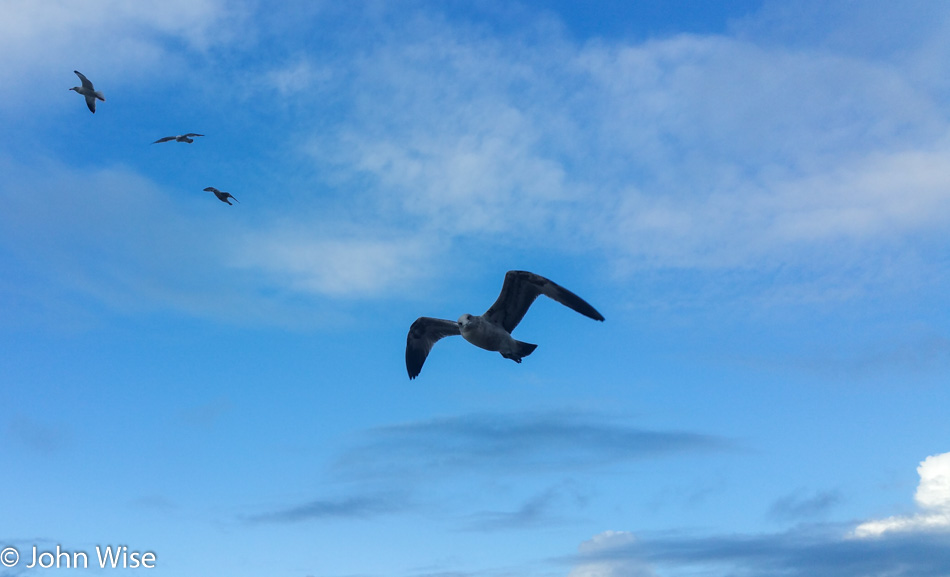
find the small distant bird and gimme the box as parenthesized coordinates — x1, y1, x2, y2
(153, 133, 204, 144)
(204, 186, 239, 205)
(405, 270, 604, 379)
(69, 70, 105, 113)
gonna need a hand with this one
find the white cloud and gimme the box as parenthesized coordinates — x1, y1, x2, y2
(310, 25, 581, 241)
(607, 143, 950, 269)
(9, 2, 950, 322)
(344, 123, 571, 236)
(0, 0, 244, 107)
(853, 451, 950, 538)
(568, 531, 655, 577)
(0, 0, 227, 40)
(231, 228, 437, 298)
(575, 32, 950, 271)
(916, 452, 950, 510)
(264, 60, 333, 96)
(0, 159, 413, 326)
(295, 9, 950, 287)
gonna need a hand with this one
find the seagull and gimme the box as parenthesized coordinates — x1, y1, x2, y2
(69, 70, 105, 113)
(153, 133, 205, 144)
(405, 270, 605, 379)
(203, 186, 239, 205)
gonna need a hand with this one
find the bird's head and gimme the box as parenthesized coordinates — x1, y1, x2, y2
(68, 87, 80, 93)
(457, 314, 474, 328)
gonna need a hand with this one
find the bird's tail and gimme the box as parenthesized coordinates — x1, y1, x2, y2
(95, 91, 105, 101)
(503, 340, 538, 363)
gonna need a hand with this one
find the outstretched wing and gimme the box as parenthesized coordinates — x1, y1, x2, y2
(74, 70, 93, 89)
(483, 270, 604, 333)
(182, 133, 204, 138)
(405, 317, 461, 379)
(84, 95, 96, 113)
(227, 193, 239, 203)
(152, 136, 176, 144)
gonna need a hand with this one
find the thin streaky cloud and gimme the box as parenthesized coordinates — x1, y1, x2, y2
(565, 526, 950, 577)
(334, 411, 729, 480)
(244, 493, 406, 524)
(768, 489, 842, 523)
(463, 487, 569, 532)
(5, 415, 69, 454)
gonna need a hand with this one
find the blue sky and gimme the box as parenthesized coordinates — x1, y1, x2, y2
(2, 1, 950, 576)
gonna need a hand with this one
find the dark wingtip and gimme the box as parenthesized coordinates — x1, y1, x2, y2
(570, 295, 605, 322)
(405, 318, 428, 379)
(406, 360, 421, 380)
(570, 300, 605, 323)
(406, 352, 423, 380)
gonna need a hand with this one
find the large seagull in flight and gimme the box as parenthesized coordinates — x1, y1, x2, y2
(406, 270, 604, 379)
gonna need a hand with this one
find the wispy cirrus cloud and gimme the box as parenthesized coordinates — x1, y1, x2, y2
(242, 411, 722, 530)
(5, 415, 70, 454)
(463, 484, 586, 532)
(464, 491, 558, 532)
(270, 3, 950, 312)
(9, 1, 950, 326)
(334, 411, 728, 481)
(231, 227, 439, 299)
(0, 0, 247, 109)
(768, 489, 842, 523)
(244, 493, 407, 524)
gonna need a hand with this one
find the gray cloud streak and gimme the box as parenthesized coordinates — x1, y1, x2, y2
(335, 411, 728, 480)
(567, 527, 950, 577)
(244, 493, 406, 524)
(768, 490, 843, 522)
(463, 487, 568, 532)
